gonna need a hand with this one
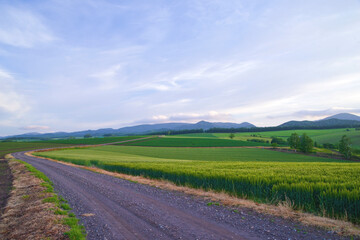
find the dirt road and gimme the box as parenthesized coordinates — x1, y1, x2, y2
(12, 151, 348, 240)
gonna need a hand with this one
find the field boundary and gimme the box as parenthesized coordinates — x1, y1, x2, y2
(0, 155, 86, 239)
(27, 151, 360, 237)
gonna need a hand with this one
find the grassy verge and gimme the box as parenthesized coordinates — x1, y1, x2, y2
(0, 155, 86, 240)
(18, 159, 86, 240)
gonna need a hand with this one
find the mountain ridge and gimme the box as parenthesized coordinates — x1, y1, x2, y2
(280, 113, 360, 128)
(2, 121, 255, 139)
(2, 113, 360, 139)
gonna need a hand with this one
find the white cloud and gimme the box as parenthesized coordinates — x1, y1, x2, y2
(135, 111, 233, 124)
(0, 67, 29, 115)
(90, 64, 124, 90)
(172, 61, 257, 82)
(20, 125, 50, 131)
(0, 6, 55, 48)
(135, 60, 258, 92)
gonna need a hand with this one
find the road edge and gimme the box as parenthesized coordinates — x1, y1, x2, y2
(0, 154, 86, 240)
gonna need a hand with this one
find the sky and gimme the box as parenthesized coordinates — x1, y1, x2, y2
(1, 0, 360, 136)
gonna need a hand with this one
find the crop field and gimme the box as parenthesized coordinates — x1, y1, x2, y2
(117, 137, 270, 147)
(42, 136, 145, 145)
(173, 133, 272, 142)
(35, 145, 360, 223)
(0, 142, 71, 158)
(175, 128, 360, 149)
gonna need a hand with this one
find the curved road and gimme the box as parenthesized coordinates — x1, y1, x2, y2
(12, 151, 347, 240)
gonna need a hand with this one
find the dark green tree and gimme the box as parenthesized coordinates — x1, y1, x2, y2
(339, 135, 352, 159)
(271, 136, 286, 145)
(229, 133, 235, 139)
(287, 133, 300, 150)
(299, 133, 313, 153)
(271, 142, 278, 148)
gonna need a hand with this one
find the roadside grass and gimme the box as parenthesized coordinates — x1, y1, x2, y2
(116, 136, 270, 147)
(16, 159, 86, 240)
(34, 146, 360, 224)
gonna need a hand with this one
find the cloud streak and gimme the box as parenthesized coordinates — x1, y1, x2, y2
(0, 6, 55, 48)
(135, 111, 233, 124)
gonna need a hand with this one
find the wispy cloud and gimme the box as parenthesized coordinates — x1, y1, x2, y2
(20, 125, 50, 131)
(90, 64, 124, 90)
(135, 60, 258, 92)
(0, 6, 55, 48)
(0, 67, 29, 115)
(135, 111, 233, 124)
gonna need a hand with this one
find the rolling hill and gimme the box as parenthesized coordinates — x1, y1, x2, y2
(2, 121, 255, 139)
(280, 113, 360, 128)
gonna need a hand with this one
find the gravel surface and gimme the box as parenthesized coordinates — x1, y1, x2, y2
(13, 151, 350, 240)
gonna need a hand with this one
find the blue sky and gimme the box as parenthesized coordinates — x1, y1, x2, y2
(1, 0, 360, 136)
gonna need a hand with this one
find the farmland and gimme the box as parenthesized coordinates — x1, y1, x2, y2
(0, 142, 71, 159)
(117, 136, 270, 147)
(40, 135, 145, 145)
(0, 136, 147, 159)
(174, 128, 360, 149)
(35, 145, 360, 223)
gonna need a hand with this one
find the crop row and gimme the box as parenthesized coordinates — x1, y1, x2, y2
(117, 137, 270, 147)
(35, 147, 360, 223)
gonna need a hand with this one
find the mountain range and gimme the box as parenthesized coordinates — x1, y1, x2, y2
(279, 113, 360, 128)
(2, 113, 360, 139)
(2, 121, 255, 139)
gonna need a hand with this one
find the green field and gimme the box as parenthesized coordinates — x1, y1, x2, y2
(42, 136, 145, 145)
(35, 145, 360, 223)
(0, 136, 146, 158)
(174, 128, 360, 149)
(117, 137, 270, 147)
(0, 142, 71, 158)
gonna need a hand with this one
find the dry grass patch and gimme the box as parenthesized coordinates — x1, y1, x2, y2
(0, 159, 70, 240)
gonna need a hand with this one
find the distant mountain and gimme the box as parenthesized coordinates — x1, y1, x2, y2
(279, 117, 360, 128)
(2, 121, 256, 139)
(5, 113, 359, 140)
(322, 113, 360, 121)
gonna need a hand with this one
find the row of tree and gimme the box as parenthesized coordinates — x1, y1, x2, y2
(287, 133, 352, 159)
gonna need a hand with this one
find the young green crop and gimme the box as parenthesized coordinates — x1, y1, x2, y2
(175, 128, 360, 149)
(0, 142, 70, 158)
(117, 137, 270, 147)
(42, 135, 144, 145)
(35, 145, 360, 223)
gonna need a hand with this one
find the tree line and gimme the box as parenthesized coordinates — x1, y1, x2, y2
(286, 133, 352, 159)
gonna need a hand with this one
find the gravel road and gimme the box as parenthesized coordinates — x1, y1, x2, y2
(12, 151, 349, 240)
